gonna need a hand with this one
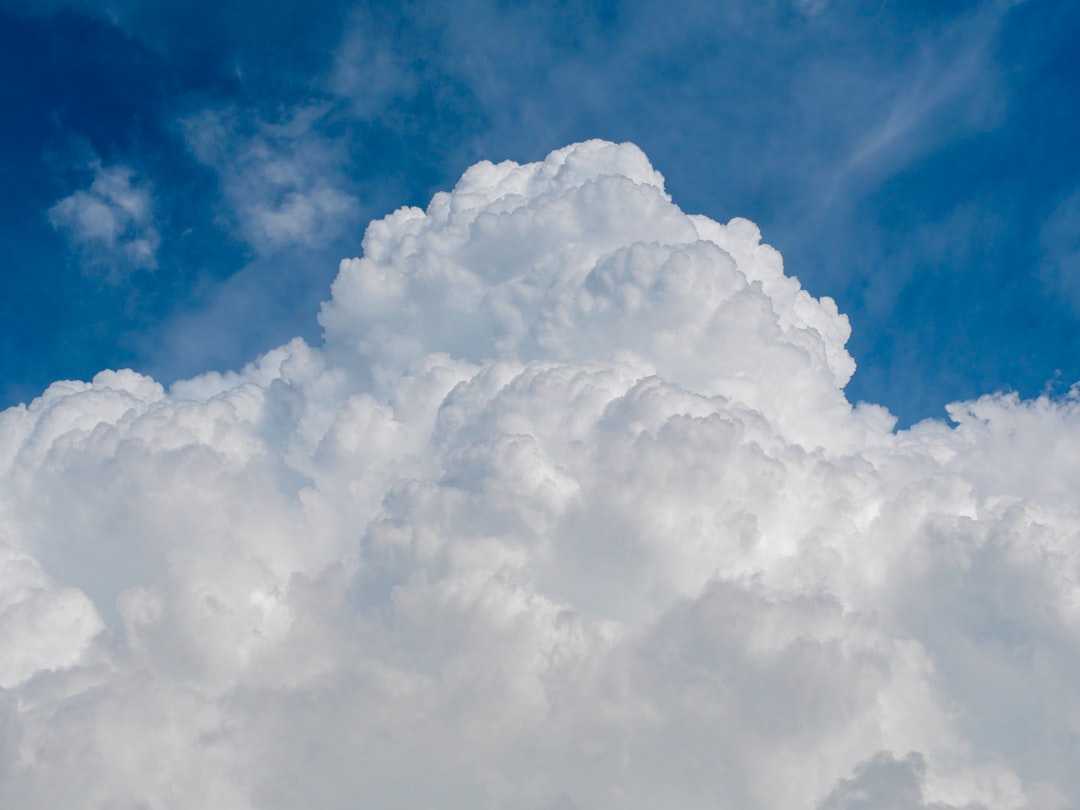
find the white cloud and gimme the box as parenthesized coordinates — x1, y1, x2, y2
(181, 105, 361, 255)
(48, 161, 160, 277)
(4, 140, 1080, 808)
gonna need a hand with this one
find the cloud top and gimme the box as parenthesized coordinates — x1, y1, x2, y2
(321, 140, 855, 446)
(3, 141, 1079, 809)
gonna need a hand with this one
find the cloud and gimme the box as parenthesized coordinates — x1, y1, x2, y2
(840, 6, 1006, 181)
(793, 0, 828, 17)
(47, 161, 160, 278)
(3, 140, 1080, 808)
(181, 105, 361, 255)
(816, 752, 982, 810)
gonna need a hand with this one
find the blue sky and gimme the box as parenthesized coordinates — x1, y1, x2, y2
(2, 0, 1078, 426)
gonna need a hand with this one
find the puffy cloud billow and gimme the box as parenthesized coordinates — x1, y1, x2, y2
(3, 140, 1080, 809)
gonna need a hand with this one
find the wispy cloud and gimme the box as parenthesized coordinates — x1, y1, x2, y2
(328, 12, 419, 118)
(793, 0, 828, 18)
(47, 161, 160, 279)
(842, 5, 1010, 182)
(181, 105, 361, 256)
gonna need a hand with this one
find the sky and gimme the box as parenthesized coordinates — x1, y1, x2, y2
(4, 1, 1080, 808)
(1, 0, 1079, 424)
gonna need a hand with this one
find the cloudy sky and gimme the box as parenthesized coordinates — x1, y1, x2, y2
(3, 1, 1080, 808)
(2, 0, 1079, 424)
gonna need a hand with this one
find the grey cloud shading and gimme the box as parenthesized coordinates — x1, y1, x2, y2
(328, 12, 420, 118)
(816, 752, 985, 810)
(3, 141, 1080, 808)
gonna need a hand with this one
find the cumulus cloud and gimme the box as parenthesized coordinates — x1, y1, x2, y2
(47, 161, 160, 278)
(4, 140, 1080, 808)
(182, 105, 361, 255)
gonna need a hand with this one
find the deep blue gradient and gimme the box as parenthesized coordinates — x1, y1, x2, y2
(2, 0, 1079, 426)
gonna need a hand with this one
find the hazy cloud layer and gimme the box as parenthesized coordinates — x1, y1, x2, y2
(4, 141, 1080, 808)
